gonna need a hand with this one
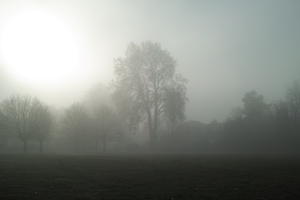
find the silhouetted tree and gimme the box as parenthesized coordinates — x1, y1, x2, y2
(287, 81, 300, 123)
(62, 103, 91, 153)
(223, 91, 273, 152)
(163, 75, 187, 134)
(0, 109, 11, 150)
(112, 85, 142, 136)
(93, 105, 117, 152)
(1, 95, 35, 152)
(113, 41, 187, 147)
(29, 99, 53, 152)
(242, 90, 268, 120)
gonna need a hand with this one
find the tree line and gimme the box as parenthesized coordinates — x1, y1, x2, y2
(0, 96, 52, 152)
(0, 41, 299, 153)
(0, 41, 187, 153)
(160, 81, 300, 153)
(222, 82, 300, 153)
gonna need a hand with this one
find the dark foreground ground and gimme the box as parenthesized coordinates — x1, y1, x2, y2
(0, 154, 300, 200)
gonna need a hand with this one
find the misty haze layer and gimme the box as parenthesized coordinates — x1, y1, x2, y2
(0, 0, 299, 122)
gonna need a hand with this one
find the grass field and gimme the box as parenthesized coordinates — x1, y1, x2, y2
(0, 154, 300, 200)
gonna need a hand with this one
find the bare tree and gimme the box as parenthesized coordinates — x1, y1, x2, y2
(0, 109, 11, 150)
(62, 103, 91, 153)
(287, 80, 300, 122)
(1, 95, 34, 152)
(93, 105, 117, 152)
(163, 75, 187, 134)
(29, 99, 53, 152)
(112, 85, 141, 136)
(242, 90, 268, 120)
(113, 41, 187, 147)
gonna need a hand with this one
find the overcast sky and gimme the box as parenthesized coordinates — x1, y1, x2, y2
(0, 0, 300, 122)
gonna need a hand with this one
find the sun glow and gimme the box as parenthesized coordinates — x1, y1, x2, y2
(0, 9, 86, 87)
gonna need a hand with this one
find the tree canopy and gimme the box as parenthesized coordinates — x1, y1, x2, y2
(113, 41, 187, 146)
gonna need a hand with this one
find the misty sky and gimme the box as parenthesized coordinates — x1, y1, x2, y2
(0, 0, 300, 122)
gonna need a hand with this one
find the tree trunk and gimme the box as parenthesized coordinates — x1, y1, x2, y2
(153, 110, 158, 144)
(146, 107, 157, 148)
(151, 86, 159, 148)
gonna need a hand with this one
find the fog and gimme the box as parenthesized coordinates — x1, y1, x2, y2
(0, 0, 299, 153)
(0, 0, 298, 123)
(1, 1, 300, 199)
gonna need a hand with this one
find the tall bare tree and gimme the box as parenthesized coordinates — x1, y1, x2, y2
(29, 99, 53, 152)
(113, 41, 187, 146)
(1, 95, 34, 152)
(287, 80, 300, 122)
(112, 85, 142, 136)
(0, 109, 11, 150)
(242, 90, 268, 120)
(93, 105, 117, 152)
(163, 75, 187, 134)
(62, 103, 91, 153)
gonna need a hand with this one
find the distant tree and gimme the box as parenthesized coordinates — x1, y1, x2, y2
(163, 75, 187, 134)
(0, 95, 35, 152)
(274, 101, 290, 125)
(29, 99, 53, 152)
(242, 90, 268, 120)
(0, 109, 11, 150)
(223, 107, 246, 151)
(85, 83, 111, 111)
(112, 84, 142, 139)
(272, 100, 295, 149)
(62, 103, 91, 153)
(223, 91, 272, 152)
(286, 81, 300, 122)
(93, 105, 117, 152)
(113, 41, 187, 146)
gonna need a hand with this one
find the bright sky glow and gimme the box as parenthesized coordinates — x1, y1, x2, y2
(0, 8, 86, 87)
